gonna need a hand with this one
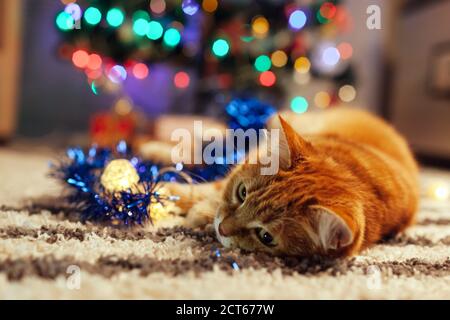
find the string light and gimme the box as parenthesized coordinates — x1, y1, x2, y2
(84, 7, 102, 26)
(132, 63, 149, 79)
(72, 50, 89, 68)
(132, 10, 150, 22)
(252, 16, 269, 38)
(106, 8, 125, 28)
(147, 21, 164, 40)
(174, 71, 190, 89)
(212, 39, 230, 58)
(271, 50, 288, 67)
(338, 85, 356, 102)
(288, 10, 307, 30)
(291, 96, 309, 113)
(182, 0, 200, 16)
(202, 0, 218, 13)
(254, 55, 271, 72)
(294, 57, 311, 73)
(259, 71, 276, 87)
(314, 91, 331, 108)
(163, 28, 181, 47)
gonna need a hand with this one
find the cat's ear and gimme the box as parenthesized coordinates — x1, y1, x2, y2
(274, 115, 315, 169)
(309, 206, 354, 252)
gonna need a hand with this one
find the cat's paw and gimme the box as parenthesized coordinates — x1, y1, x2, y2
(183, 199, 217, 228)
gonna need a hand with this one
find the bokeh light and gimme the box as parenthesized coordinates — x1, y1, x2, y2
(291, 96, 309, 113)
(294, 57, 311, 73)
(337, 42, 353, 60)
(259, 71, 276, 87)
(147, 21, 164, 40)
(56, 11, 75, 31)
(314, 91, 331, 108)
(174, 71, 190, 89)
(319, 2, 337, 19)
(106, 8, 125, 28)
(202, 0, 218, 13)
(108, 65, 127, 83)
(271, 50, 288, 67)
(254, 55, 271, 72)
(87, 54, 102, 70)
(212, 39, 230, 58)
(163, 28, 181, 47)
(322, 46, 340, 66)
(252, 16, 269, 37)
(338, 85, 356, 102)
(133, 18, 150, 36)
(182, 0, 200, 16)
(132, 63, 149, 79)
(288, 10, 307, 30)
(150, 0, 166, 15)
(72, 50, 89, 68)
(84, 7, 102, 25)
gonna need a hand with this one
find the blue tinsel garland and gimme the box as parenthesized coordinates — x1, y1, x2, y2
(52, 98, 276, 226)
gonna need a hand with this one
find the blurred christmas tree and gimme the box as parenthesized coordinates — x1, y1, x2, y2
(55, 0, 356, 115)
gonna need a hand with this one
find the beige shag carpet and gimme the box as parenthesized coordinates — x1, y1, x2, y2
(1, 146, 450, 299)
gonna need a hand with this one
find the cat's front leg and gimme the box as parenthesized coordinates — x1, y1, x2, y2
(163, 180, 225, 228)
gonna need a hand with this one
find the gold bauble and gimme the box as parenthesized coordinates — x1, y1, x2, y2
(100, 159, 140, 193)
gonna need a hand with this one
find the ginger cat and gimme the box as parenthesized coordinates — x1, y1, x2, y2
(156, 108, 419, 258)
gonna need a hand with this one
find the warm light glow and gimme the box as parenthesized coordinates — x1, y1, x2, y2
(252, 16, 269, 38)
(87, 54, 102, 70)
(259, 71, 276, 87)
(132, 63, 149, 79)
(294, 57, 311, 74)
(174, 71, 190, 89)
(314, 91, 331, 108)
(114, 98, 133, 116)
(100, 159, 140, 193)
(72, 50, 89, 68)
(202, 0, 218, 13)
(337, 42, 353, 60)
(150, 0, 166, 15)
(429, 183, 449, 201)
(338, 85, 357, 102)
(319, 2, 337, 19)
(271, 50, 288, 67)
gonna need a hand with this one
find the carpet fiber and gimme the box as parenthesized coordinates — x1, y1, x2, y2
(1, 147, 449, 299)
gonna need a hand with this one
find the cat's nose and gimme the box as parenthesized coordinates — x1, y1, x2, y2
(218, 223, 231, 237)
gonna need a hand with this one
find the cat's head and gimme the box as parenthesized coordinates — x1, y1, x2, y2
(214, 116, 364, 257)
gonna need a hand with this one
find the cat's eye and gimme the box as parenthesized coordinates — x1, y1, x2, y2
(255, 228, 277, 247)
(236, 183, 247, 203)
